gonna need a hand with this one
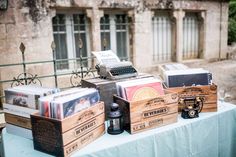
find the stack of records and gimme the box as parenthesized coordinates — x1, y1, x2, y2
(159, 63, 212, 88)
(3, 85, 59, 139)
(39, 88, 100, 120)
(116, 77, 164, 101)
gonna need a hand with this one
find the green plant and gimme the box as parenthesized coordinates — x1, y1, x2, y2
(228, 19, 236, 44)
(228, 1, 236, 44)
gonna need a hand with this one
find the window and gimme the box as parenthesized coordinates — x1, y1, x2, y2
(52, 13, 90, 70)
(182, 12, 200, 59)
(152, 12, 173, 62)
(100, 14, 130, 61)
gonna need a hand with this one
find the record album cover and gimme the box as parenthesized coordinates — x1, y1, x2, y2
(124, 81, 164, 101)
(51, 89, 100, 119)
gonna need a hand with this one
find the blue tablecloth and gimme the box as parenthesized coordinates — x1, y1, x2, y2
(2, 102, 236, 157)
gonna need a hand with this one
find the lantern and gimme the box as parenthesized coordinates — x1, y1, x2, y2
(107, 103, 124, 135)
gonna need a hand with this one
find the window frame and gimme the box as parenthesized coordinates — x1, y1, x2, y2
(152, 11, 173, 63)
(182, 12, 201, 60)
(100, 12, 130, 61)
(52, 10, 91, 72)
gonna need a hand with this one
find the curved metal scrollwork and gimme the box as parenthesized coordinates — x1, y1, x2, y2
(70, 15, 96, 87)
(10, 43, 42, 88)
(70, 68, 95, 87)
(11, 73, 42, 87)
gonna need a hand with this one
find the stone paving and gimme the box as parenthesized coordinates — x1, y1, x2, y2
(184, 59, 236, 104)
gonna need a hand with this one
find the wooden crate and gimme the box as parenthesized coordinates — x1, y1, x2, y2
(113, 90, 178, 134)
(5, 113, 31, 129)
(0, 112, 6, 132)
(63, 124, 105, 157)
(81, 73, 153, 119)
(167, 84, 217, 112)
(31, 102, 105, 157)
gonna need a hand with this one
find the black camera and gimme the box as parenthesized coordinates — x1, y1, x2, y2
(179, 96, 203, 119)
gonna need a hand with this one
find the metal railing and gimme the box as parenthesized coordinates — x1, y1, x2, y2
(0, 42, 96, 106)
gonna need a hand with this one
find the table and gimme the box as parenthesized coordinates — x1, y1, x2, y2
(2, 102, 236, 157)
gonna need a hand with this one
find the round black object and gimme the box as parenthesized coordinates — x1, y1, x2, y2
(188, 109, 196, 118)
(108, 103, 122, 118)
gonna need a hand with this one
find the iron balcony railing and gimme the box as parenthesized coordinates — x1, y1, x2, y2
(0, 42, 96, 105)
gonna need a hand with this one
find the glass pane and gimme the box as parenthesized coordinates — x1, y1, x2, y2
(183, 13, 199, 59)
(53, 25, 58, 31)
(116, 32, 127, 60)
(74, 33, 88, 67)
(52, 14, 66, 32)
(100, 14, 130, 60)
(73, 14, 89, 67)
(101, 32, 111, 50)
(115, 14, 129, 60)
(59, 26, 66, 32)
(53, 34, 69, 70)
(52, 14, 68, 70)
(100, 14, 111, 51)
(116, 14, 127, 31)
(100, 15, 110, 30)
(73, 14, 86, 31)
(74, 33, 87, 58)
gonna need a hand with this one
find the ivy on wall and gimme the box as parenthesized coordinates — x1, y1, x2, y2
(21, 0, 55, 23)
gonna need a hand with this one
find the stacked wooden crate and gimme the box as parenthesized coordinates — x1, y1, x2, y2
(168, 84, 217, 112)
(114, 90, 178, 134)
(81, 73, 154, 119)
(31, 102, 105, 157)
(159, 63, 217, 113)
(3, 86, 59, 139)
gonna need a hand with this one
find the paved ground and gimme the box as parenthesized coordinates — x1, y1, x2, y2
(185, 59, 236, 104)
(187, 60, 236, 104)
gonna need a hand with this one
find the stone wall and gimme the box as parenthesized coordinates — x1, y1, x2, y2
(0, 0, 56, 91)
(48, 0, 230, 66)
(0, 0, 230, 97)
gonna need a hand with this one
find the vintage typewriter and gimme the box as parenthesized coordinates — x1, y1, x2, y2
(96, 61, 138, 80)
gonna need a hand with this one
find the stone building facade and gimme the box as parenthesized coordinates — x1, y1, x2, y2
(0, 0, 229, 98)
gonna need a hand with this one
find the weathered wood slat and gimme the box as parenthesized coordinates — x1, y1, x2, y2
(167, 84, 217, 112)
(62, 113, 105, 145)
(61, 102, 104, 133)
(131, 104, 178, 124)
(63, 124, 105, 157)
(114, 90, 178, 134)
(131, 113, 178, 134)
(31, 102, 104, 133)
(5, 113, 31, 129)
(31, 102, 105, 157)
(81, 74, 154, 119)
